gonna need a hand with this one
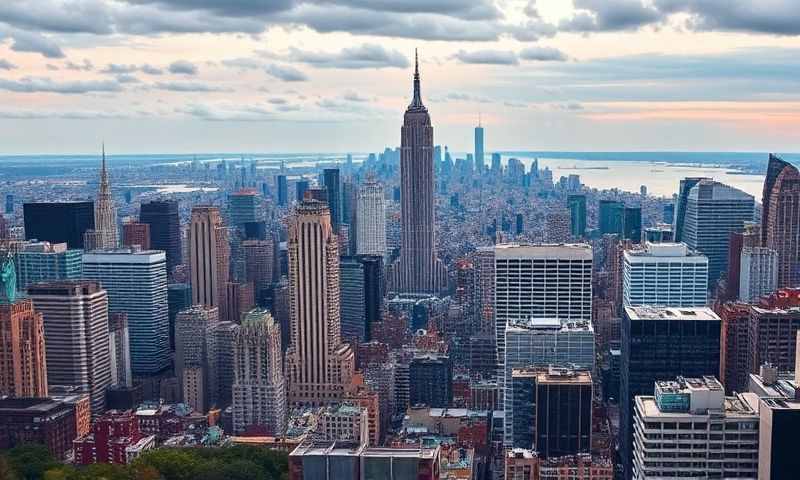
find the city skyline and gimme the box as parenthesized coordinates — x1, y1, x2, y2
(0, 1, 799, 153)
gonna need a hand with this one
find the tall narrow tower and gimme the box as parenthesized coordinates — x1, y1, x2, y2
(474, 114, 484, 173)
(285, 199, 354, 406)
(92, 145, 118, 249)
(391, 51, 446, 295)
(762, 154, 800, 287)
(189, 206, 230, 320)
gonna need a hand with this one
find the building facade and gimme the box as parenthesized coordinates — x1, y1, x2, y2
(139, 200, 182, 271)
(739, 247, 778, 302)
(23, 201, 94, 249)
(0, 298, 48, 398)
(356, 178, 387, 258)
(15, 241, 82, 291)
(623, 242, 708, 307)
(189, 206, 230, 320)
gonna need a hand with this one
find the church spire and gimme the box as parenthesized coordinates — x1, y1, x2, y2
(410, 48, 423, 109)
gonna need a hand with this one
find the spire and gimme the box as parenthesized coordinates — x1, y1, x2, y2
(410, 48, 423, 109)
(101, 142, 107, 177)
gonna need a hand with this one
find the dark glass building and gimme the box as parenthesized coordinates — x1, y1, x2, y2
(339, 255, 384, 343)
(276, 174, 288, 207)
(623, 206, 642, 244)
(323, 168, 341, 232)
(620, 306, 721, 479)
(598, 200, 624, 235)
(409, 354, 452, 408)
(296, 180, 310, 203)
(568, 194, 587, 238)
(140, 200, 182, 271)
(23, 201, 94, 249)
(167, 283, 191, 351)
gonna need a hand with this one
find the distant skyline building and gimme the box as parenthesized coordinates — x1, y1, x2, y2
(762, 154, 800, 287)
(139, 200, 182, 271)
(598, 200, 624, 236)
(82, 248, 169, 376)
(474, 120, 484, 173)
(228, 189, 259, 230)
(494, 244, 593, 372)
(391, 52, 447, 295)
(23, 201, 94, 249)
(27, 281, 111, 416)
(323, 168, 342, 232)
(623, 242, 708, 307)
(295, 179, 310, 203)
(285, 200, 354, 406)
(0, 298, 48, 398)
(356, 177, 386, 257)
(88, 147, 118, 250)
(276, 174, 288, 207)
(232, 309, 287, 435)
(682, 180, 755, 284)
(122, 221, 150, 250)
(622, 206, 641, 244)
(340, 255, 384, 343)
(568, 194, 587, 238)
(673, 177, 710, 242)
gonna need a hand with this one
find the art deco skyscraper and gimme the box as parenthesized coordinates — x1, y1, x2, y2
(89, 146, 118, 249)
(189, 207, 230, 319)
(232, 309, 286, 435)
(762, 154, 800, 287)
(285, 200, 354, 406)
(391, 51, 446, 295)
(356, 177, 386, 257)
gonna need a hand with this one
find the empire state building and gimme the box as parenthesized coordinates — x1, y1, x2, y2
(391, 51, 446, 295)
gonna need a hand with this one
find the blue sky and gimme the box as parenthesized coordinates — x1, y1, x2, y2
(0, 0, 799, 154)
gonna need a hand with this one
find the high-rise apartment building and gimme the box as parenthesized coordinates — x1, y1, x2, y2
(175, 305, 219, 413)
(189, 206, 230, 319)
(568, 194, 587, 238)
(508, 365, 592, 455)
(762, 154, 800, 288)
(622, 242, 708, 307)
(632, 376, 759, 479)
(494, 244, 592, 372)
(620, 306, 721, 479)
(232, 309, 286, 434)
(739, 247, 778, 302)
(122, 221, 150, 250)
(23, 201, 94, 249)
(0, 298, 47, 398)
(356, 178, 386, 257)
(82, 249, 169, 375)
(503, 319, 595, 447)
(15, 241, 82, 290)
(285, 200, 354, 406)
(139, 200, 182, 271)
(27, 281, 112, 416)
(682, 180, 755, 284)
(391, 53, 447, 295)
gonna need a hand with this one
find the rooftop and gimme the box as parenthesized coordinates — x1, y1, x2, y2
(625, 306, 720, 322)
(494, 243, 592, 260)
(625, 242, 706, 259)
(506, 317, 593, 333)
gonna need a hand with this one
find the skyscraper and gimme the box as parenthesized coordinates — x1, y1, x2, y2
(276, 174, 288, 207)
(139, 200, 182, 271)
(494, 244, 593, 374)
(323, 168, 342, 232)
(391, 52, 446, 295)
(167, 283, 191, 351)
(409, 354, 453, 408)
(27, 281, 112, 416)
(23, 201, 94, 249)
(14, 241, 82, 291)
(122, 221, 150, 250)
(623, 242, 708, 307)
(89, 146, 118, 249)
(285, 200, 354, 406)
(339, 255, 384, 343)
(598, 200, 624, 235)
(82, 249, 169, 376)
(229, 189, 260, 230)
(622, 206, 642, 244)
(232, 309, 286, 434)
(567, 194, 587, 238)
(682, 180, 755, 284)
(175, 305, 218, 413)
(474, 119, 484, 173)
(296, 180, 310, 203)
(620, 306, 721, 479)
(0, 298, 48, 398)
(739, 247, 778, 302)
(243, 239, 274, 304)
(189, 206, 230, 318)
(356, 177, 386, 257)
(673, 177, 711, 242)
(762, 154, 800, 287)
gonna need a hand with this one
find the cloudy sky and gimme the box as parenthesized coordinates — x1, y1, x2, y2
(1, 0, 799, 154)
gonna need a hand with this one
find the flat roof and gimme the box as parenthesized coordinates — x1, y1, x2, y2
(494, 243, 592, 260)
(637, 393, 759, 419)
(625, 306, 720, 321)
